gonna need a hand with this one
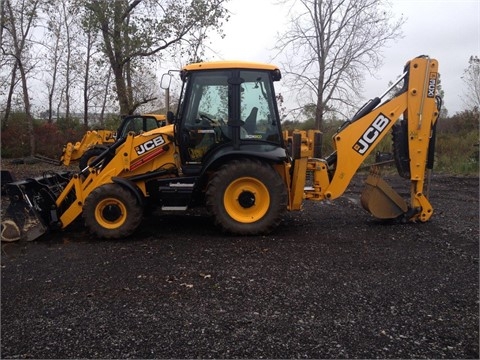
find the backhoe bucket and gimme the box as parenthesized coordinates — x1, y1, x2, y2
(361, 172, 408, 219)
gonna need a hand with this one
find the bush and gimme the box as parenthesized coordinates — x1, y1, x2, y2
(1, 115, 91, 160)
(1, 114, 31, 158)
(1, 110, 478, 175)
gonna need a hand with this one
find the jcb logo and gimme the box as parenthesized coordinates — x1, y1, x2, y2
(135, 135, 165, 155)
(353, 114, 391, 155)
(428, 72, 437, 98)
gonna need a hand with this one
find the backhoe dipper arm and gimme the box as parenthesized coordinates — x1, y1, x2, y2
(323, 56, 440, 220)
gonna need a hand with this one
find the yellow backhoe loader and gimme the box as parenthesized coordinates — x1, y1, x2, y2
(61, 113, 167, 169)
(1, 55, 440, 242)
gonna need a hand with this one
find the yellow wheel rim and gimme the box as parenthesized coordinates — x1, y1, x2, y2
(95, 197, 128, 229)
(224, 177, 270, 223)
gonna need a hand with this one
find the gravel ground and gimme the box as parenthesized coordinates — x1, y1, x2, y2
(1, 161, 478, 359)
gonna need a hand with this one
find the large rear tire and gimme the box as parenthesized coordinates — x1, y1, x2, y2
(206, 159, 287, 235)
(83, 184, 143, 239)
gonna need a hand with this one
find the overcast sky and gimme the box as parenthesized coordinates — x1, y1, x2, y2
(205, 0, 480, 116)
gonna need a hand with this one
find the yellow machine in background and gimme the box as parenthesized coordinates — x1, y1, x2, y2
(1, 56, 440, 242)
(61, 114, 167, 168)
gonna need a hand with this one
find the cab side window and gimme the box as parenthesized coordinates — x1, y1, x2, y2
(239, 71, 281, 143)
(144, 117, 159, 132)
(125, 117, 142, 134)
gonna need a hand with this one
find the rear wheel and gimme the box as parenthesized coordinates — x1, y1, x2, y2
(206, 159, 287, 235)
(83, 184, 143, 239)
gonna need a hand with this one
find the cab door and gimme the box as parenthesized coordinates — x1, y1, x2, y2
(178, 70, 232, 170)
(176, 68, 283, 173)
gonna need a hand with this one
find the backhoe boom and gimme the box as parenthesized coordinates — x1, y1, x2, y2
(289, 56, 440, 222)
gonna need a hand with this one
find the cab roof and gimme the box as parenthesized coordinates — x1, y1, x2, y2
(183, 60, 280, 72)
(182, 61, 282, 81)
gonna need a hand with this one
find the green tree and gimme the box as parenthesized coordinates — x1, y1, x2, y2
(83, 0, 230, 115)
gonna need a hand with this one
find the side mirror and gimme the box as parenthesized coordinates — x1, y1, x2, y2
(160, 73, 172, 90)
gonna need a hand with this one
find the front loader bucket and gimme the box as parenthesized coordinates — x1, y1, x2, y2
(1, 201, 47, 242)
(360, 172, 408, 219)
(1, 171, 72, 242)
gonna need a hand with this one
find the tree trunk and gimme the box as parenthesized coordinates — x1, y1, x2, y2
(112, 63, 130, 115)
(47, 34, 60, 124)
(315, 100, 324, 131)
(63, 1, 72, 121)
(18, 60, 35, 155)
(99, 70, 111, 125)
(5, 0, 40, 155)
(83, 31, 92, 130)
(2, 61, 18, 130)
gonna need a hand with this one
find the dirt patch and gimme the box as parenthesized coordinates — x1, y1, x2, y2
(1, 160, 478, 358)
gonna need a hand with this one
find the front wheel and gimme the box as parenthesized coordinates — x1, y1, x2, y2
(206, 159, 287, 235)
(83, 184, 143, 239)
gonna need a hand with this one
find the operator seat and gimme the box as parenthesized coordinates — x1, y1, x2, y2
(244, 107, 258, 133)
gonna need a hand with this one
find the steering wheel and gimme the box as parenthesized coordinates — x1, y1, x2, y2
(199, 113, 226, 126)
(199, 114, 214, 123)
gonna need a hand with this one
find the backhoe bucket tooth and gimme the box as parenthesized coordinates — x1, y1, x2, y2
(361, 173, 408, 219)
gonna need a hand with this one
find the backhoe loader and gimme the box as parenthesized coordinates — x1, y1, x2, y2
(61, 113, 167, 169)
(1, 55, 440, 242)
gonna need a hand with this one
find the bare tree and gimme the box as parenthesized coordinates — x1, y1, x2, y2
(82, 26, 97, 128)
(60, 0, 74, 120)
(3, 0, 41, 155)
(43, 4, 63, 123)
(65, 2, 114, 129)
(97, 70, 112, 126)
(462, 55, 480, 110)
(46, 0, 81, 122)
(1, 0, 20, 129)
(83, 0, 230, 115)
(0, 56, 19, 130)
(274, 0, 404, 130)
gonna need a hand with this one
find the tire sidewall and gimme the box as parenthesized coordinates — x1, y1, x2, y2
(83, 183, 143, 239)
(207, 159, 287, 235)
(79, 147, 107, 170)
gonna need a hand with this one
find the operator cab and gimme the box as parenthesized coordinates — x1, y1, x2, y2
(117, 114, 167, 139)
(174, 62, 284, 174)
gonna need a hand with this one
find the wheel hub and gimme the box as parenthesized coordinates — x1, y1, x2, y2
(238, 191, 255, 208)
(102, 204, 122, 222)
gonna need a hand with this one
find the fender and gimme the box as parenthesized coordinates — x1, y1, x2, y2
(202, 143, 287, 173)
(189, 143, 288, 191)
(111, 176, 145, 207)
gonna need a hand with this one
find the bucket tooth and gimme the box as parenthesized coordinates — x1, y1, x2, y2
(361, 172, 408, 219)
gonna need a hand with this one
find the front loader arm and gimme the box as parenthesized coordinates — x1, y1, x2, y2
(1, 126, 177, 243)
(55, 128, 177, 230)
